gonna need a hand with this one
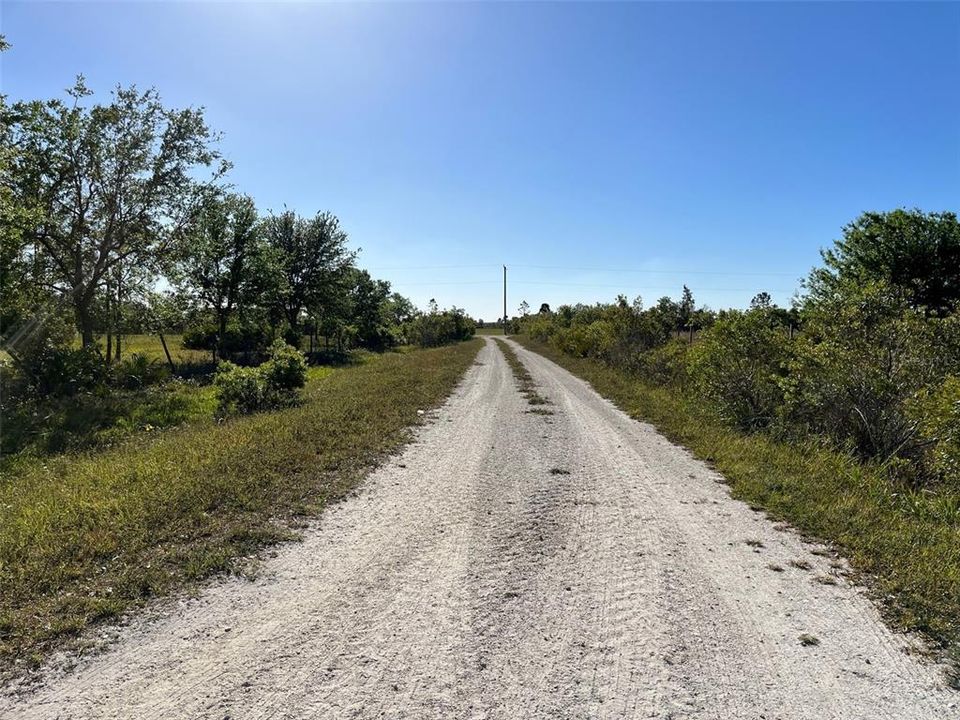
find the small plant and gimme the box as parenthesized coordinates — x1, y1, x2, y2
(113, 353, 170, 390)
(798, 633, 820, 647)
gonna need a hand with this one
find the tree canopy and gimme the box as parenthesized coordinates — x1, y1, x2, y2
(807, 209, 960, 317)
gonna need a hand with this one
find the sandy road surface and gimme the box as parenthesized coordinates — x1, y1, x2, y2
(3, 337, 957, 719)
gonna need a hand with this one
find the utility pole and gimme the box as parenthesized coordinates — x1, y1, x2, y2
(503, 265, 507, 335)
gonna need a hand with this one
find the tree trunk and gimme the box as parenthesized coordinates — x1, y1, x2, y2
(105, 281, 113, 362)
(216, 311, 228, 362)
(158, 332, 175, 372)
(115, 269, 123, 361)
(76, 300, 96, 348)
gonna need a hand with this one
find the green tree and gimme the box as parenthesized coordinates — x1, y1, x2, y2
(808, 209, 960, 317)
(6, 77, 224, 346)
(679, 285, 695, 329)
(385, 292, 416, 327)
(263, 210, 356, 339)
(348, 269, 394, 350)
(173, 192, 262, 358)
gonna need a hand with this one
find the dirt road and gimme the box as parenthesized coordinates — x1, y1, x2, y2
(3, 337, 956, 719)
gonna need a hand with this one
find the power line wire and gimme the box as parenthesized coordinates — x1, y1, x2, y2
(369, 262, 801, 277)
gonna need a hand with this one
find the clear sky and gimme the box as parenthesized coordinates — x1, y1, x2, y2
(4, 1, 958, 321)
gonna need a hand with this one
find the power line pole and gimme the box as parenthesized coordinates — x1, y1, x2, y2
(503, 265, 507, 335)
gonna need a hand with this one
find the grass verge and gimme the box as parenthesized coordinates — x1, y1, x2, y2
(514, 335, 960, 672)
(494, 338, 551, 409)
(0, 339, 481, 679)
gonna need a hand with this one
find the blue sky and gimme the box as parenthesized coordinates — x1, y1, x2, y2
(4, 2, 958, 320)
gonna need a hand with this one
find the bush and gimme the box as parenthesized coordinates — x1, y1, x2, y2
(404, 308, 476, 348)
(29, 344, 110, 397)
(531, 297, 683, 370)
(261, 339, 308, 391)
(638, 339, 690, 388)
(908, 376, 960, 485)
(214, 341, 307, 415)
(688, 308, 790, 430)
(183, 320, 272, 357)
(214, 362, 267, 415)
(781, 283, 952, 463)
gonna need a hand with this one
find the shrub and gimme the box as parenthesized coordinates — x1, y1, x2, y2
(908, 376, 960, 486)
(781, 283, 951, 462)
(214, 341, 307, 415)
(638, 339, 690, 388)
(29, 344, 110, 397)
(404, 308, 476, 348)
(214, 362, 266, 415)
(183, 320, 272, 357)
(261, 339, 308, 391)
(113, 353, 170, 390)
(688, 308, 791, 430)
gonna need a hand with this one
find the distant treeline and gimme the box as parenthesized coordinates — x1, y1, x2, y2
(519, 209, 960, 488)
(1, 72, 476, 403)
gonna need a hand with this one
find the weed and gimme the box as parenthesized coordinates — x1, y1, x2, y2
(494, 339, 552, 408)
(799, 633, 821, 647)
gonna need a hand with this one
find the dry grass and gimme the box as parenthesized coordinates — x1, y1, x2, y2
(495, 339, 551, 407)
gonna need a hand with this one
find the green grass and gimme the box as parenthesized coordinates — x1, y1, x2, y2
(0, 338, 481, 678)
(475, 326, 508, 336)
(1, 380, 220, 462)
(514, 335, 960, 672)
(94, 334, 212, 365)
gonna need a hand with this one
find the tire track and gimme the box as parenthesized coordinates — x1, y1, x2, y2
(1, 337, 956, 719)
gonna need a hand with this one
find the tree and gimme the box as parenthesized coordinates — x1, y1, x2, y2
(384, 292, 415, 327)
(348, 269, 394, 350)
(6, 77, 225, 346)
(538, 303, 551, 315)
(679, 285, 695, 329)
(263, 210, 356, 339)
(808, 209, 960, 317)
(750, 291, 773, 309)
(518, 300, 530, 317)
(174, 192, 261, 358)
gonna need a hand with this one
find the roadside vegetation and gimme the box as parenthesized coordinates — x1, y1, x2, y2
(0, 42, 481, 676)
(0, 339, 481, 676)
(515, 208, 960, 669)
(1, 57, 477, 458)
